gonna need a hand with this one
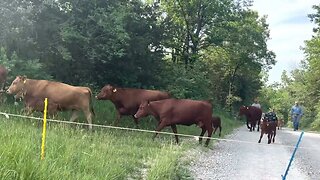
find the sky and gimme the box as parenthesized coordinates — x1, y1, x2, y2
(251, 0, 319, 84)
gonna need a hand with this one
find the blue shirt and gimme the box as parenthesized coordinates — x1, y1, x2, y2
(291, 105, 302, 116)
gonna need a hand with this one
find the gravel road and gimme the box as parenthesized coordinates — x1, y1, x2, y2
(189, 126, 320, 180)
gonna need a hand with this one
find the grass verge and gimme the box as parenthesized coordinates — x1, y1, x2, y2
(0, 101, 241, 179)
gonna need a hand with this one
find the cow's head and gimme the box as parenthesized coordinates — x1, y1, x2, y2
(14, 89, 26, 100)
(6, 76, 27, 95)
(96, 84, 117, 100)
(238, 106, 249, 116)
(134, 101, 150, 119)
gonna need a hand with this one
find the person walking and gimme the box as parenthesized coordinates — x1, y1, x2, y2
(291, 101, 303, 131)
(252, 98, 261, 109)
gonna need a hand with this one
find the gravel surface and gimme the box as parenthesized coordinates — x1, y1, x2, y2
(189, 126, 319, 180)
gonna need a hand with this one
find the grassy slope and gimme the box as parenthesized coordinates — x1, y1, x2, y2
(0, 100, 241, 179)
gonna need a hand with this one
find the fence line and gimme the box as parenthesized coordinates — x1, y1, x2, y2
(0, 111, 316, 150)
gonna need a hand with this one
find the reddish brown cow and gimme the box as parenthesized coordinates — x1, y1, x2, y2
(134, 99, 214, 146)
(96, 84, 170, 125)
(212, 115, 222, 137)
(258, 119, 277, 144)
(7, 76, 95, 129)
(239, 106, 262, 132)
(15, 90, 61, 116)
(0, 65, 7, 91)
(277, 119, 284, 130)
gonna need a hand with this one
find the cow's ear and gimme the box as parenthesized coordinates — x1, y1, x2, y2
(112, 88, 117, 93)
(21, 75, 27, 83)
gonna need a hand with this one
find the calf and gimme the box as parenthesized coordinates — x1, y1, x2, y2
(258, 120, 277, 144)
(15, 90, 61, 116)
(277, 119, 284, 130)
(134, 99, 214, 146)
(212, 116, 222, 137)
(96, 84, 170, 125)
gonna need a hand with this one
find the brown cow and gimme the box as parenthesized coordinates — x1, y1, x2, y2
(277, 119, 284, 130)
(0, 66, 7, 102)
(0, 65, 7, 91)
(239, 106, 262, 132)
(134, 99, 214, 146)
(96, 84, 170, 125)
(14, 90, 61, 116)
(212, 115, 222, 137)
(258, 119, 277, 144)
(6, 76, 95, 129)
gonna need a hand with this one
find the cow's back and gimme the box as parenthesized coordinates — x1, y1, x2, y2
(249, 106, 262, 121)
(26, 79, 91, 110)
(152, 99, 212, 125)
(115, 88, 170, 113)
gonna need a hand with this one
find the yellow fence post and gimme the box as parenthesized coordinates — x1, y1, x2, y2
(41, 98, 48, 160)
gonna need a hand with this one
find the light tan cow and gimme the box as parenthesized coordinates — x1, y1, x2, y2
(7, 76, 94, 129)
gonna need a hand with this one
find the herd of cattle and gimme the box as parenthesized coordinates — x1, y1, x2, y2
(3, 75, 221, 146)
(239, 105, 284, 144)
(0, 66, 283, 145)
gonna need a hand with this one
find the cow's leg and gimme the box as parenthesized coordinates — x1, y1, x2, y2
(258, 131, 263, 143)
(267, 133, 271, 144)
(257, 120, 260, 132)
(213, 126, 217, 135)
(199, 128, 206, 144)
(69, 110, 80, 129)
(84, 109, 93, 130)
(70, 110, 79, 122)
(170, 125, 179, 144)
(246, 120, 250, 129)
(273, 129, 276, 143)
(205, 126, 213, 146)
(153, 121, 166, 141)
(249, 122, 252, 132)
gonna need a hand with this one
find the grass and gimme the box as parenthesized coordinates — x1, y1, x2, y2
(0, 99, 241, 180)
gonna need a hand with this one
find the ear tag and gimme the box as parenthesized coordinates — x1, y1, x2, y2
(23, 80, 27, 84)
(113, 89, 117, 93)
(246, 107, 249, 109)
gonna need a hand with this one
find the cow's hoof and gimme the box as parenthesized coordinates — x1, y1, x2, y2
(258, 140, 261, 143)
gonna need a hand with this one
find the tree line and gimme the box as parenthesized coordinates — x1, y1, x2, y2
(0, 0, 275, 111)
(261, 4, 320, 130)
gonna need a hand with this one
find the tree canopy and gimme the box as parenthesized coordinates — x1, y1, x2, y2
(0, 0, 275, 111)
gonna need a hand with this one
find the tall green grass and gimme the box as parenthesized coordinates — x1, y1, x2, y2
(0, 100, 241, 179)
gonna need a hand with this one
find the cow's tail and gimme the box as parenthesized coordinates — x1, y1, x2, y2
(87, 88, 95, 116)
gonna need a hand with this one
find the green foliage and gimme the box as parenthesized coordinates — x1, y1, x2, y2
(0, 47, 51, 81)
(261, 4, 320, 131)
(165, 61, 212, 100)
(0, 0, 275, 113)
